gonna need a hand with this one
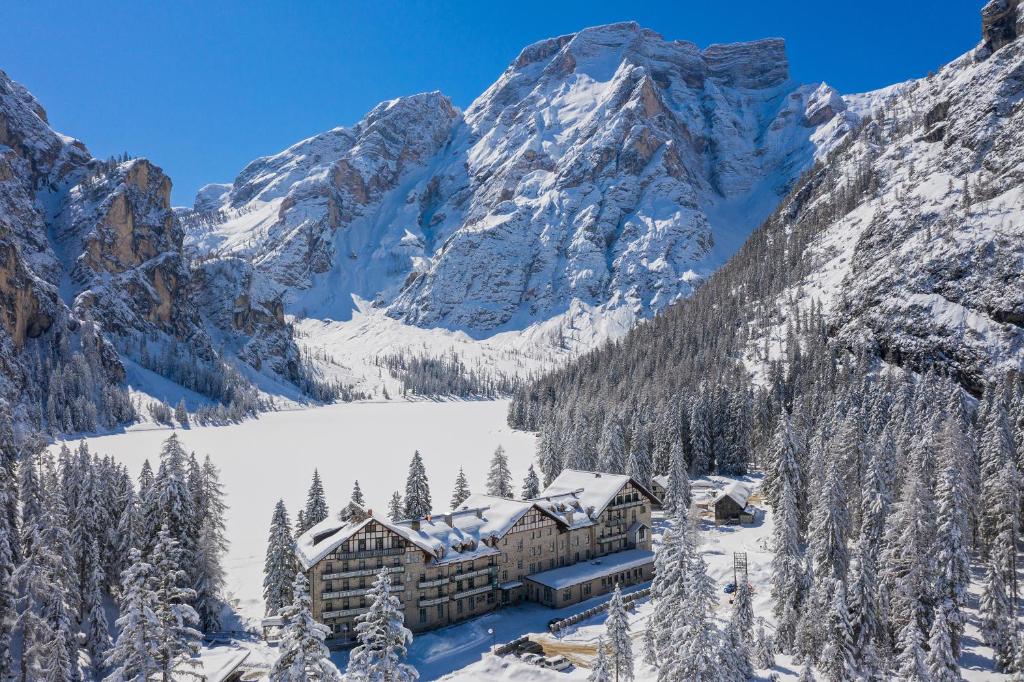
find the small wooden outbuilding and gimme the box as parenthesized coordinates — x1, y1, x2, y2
(712, 482, 755, 525)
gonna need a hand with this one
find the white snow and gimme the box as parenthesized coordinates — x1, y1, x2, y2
(51, 400, 536, 628)
(524, 549, 654, 590)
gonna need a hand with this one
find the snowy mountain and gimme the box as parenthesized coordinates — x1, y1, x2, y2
(0, 68, 332, 429)
(514, 1, 1024, 437)
(185, 23, 856, 335)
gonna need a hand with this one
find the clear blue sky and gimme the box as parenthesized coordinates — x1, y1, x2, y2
(1, 1, 982, 206)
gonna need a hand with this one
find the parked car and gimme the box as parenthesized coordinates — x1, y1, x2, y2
(723, 582, 736, 594)
(541, 655, 572, 671)
(520, 653, 543, 666)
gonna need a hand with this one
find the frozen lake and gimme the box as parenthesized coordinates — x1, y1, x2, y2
(52, 399, 537, 625)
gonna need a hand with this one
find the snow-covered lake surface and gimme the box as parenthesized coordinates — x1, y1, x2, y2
(52, 400, 537, 627)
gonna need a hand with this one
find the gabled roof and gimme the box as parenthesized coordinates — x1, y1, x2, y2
(713, 481, 753, 508)
(533, 470, 659, 528)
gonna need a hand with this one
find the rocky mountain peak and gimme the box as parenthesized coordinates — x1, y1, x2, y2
(983, 0, 1023, 53)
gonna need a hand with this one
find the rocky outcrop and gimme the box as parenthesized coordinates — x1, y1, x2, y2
(0, 67, 322, 429)
(191, 23, 855, 335)
(983, 0, 1022, 54)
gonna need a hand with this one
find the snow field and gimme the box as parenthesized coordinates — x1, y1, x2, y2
(51, 400, 537, 628)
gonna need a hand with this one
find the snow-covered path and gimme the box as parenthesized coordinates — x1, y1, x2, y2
(51, 400, 537, 627)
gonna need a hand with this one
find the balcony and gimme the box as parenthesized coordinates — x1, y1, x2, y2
(451, 583, 496, 600)
(607, 498, 644, 511)
(597, 532, 627, 544)
(323, 584, 404, 600)
(323, 565, 404, 581)
(322, 606, 371, 619)
(330, 547, 405, 561)
(452, 566, 497, 581)
(418, 576, 449, 588)
(419, 595, 449, 607)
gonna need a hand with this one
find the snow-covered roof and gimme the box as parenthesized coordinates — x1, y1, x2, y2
(533, 470, 658, 528)
(713, 481, 753, 508)
(196, 647, 250, 682)
(524, 549, 655, 590)
(651, 475, 668, 490)
(295, 515, 377, 570)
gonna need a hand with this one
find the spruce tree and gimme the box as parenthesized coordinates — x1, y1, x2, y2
(303, 470, 329, 532)
(625, 431, 653, 489)
(346, 569, 418, 681)
(403, 452, 432, 519)
(925, 605, 960, 682)
(666, 549, 720, 681)
(771, 466, 804, 652)
(0, 432, 15, 682)
(194, 455, 228, 632)
(753, 620, 775, 670)
(662, 441, 690, 515)
(83, 538, 112, 679)
(589, 638, 612, 682)
(150, 525, 202, 681)
(521, 465, 541, 499)
(264, 500, 297, 616)
(450, 468, 471, 509)
(895, 617, 929, 682)
(105, 548, 162, 681)
(388, 491, 404, 522)
(175, 399, 189, 428)
(605, 585, 634, 681)
(351, 480, 365, 507)
(269, 572, 341, 681)
(486, 446, 513, 498)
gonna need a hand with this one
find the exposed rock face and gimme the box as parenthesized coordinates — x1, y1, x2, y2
(0, 68, 317, 427)
(757, 27, 1024, 391)
(189, 23, 856, 334)
(983, 0, 1023, 54)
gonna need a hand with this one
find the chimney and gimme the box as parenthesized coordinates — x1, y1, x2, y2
(565, 510, 574, 525)
(443, 513, 453, 526)
(410, 518, 421, 531)
(475, 508, 484, 519)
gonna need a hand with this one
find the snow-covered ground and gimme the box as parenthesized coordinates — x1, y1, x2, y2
(53, 404, 1012, 680)
(51, 400, 536, 629)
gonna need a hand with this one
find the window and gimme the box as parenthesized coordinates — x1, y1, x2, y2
(419, 608, 426, 623)
(358, 539, 366, 551)
(487, 592, 495, 604)
(584, 584, 591, 596)
(437, 605, 444, 618)
(563, 589, 572, 602)
(457, 599, 464, 614)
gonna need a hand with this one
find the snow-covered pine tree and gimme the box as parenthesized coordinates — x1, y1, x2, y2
(269, 572, 341, 682)
(895, 616, 930, 682)
(980, 535, 1015, 671)
(753, 620, 775, 670)
(722, 582, 754, 681)
(589, 638, 612, 682)
(934, 430, 970, 657)
(450, 468, 471, 509)
(264, 500, 297, 616)
(605, 585, 634, 681)
(302, 469, 329, 532)
(193, 455, 228, 632)
(665, 549, 720, 681)
(818, 579, 856, 682)
(486, 445, 513, 498)
(175, 399, 189, 428)
(351, 480, 365, 507)
(797, 661, 817, 682)
(403, 451, 432, 519)
(880, 450, 938, 646)
(770, 463, 804, 653)
(625, 428, 653, 489)
(598, 419, 626, 474)
(662, 441, 690, 515)
(388, 491, 404, 522)
(521, 465, 540, 499)
(150, 525, 202, 680)
(647, 510, 692, 669)
(537, 421, 563, 485)
(136, 458, 159, 554)
(83, 537, 112, 679)
(925, 604, 960, 682)
(688, 391, 712, 476)
(346, 568, 418, 681)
